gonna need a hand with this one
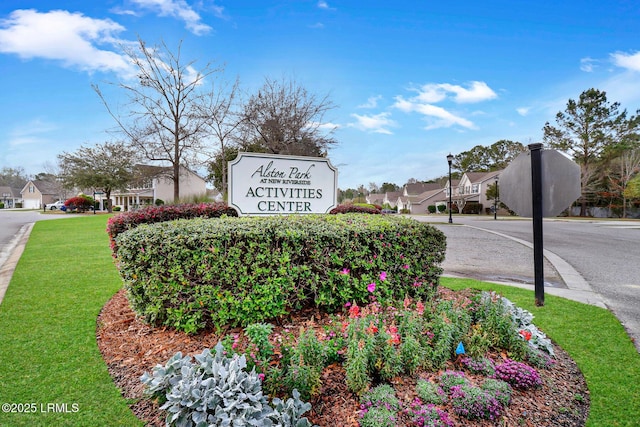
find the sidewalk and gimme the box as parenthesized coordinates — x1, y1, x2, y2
(0, 223, 33, 306)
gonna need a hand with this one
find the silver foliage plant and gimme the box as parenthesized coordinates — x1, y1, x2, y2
(141, 343, 316, 427)
(481, 291, 555, 357)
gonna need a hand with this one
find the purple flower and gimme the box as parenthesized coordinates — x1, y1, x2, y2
(367, 283, 376, 293)
(379, 271, 387, 281)
(339, 268, 350, 275)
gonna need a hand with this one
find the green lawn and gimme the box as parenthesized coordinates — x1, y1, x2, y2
(0, 215, 638, 426)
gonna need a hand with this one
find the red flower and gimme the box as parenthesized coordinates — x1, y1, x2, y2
(366, 321, 378, 334)
(519, 330, 532, 341)
(349, 303, 361, 318)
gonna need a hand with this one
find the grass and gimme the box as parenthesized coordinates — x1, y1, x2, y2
(0, 215, 638, 426)
(0, 216, 142, 427)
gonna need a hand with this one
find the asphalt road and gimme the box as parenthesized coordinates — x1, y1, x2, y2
(415, 215, 640, 352)
(0, 210, 66, 268)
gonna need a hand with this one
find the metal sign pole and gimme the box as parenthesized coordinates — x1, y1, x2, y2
(529, 143, 545, 306)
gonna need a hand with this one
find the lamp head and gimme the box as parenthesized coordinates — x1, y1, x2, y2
(446, 153, 453, 165)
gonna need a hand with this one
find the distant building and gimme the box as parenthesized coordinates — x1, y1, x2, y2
(109, 165, 207, 211)
(20, 180, 62, 209)
(0, 186, 22, 209)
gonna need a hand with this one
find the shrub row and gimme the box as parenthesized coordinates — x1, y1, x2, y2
(115, 214, 446, 331)
(106, 202, 237, 253)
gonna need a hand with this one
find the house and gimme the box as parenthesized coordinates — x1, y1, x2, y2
(398, 189, 448, 214)
(451, 170, 502, 213)
(396, 182, 445, 213)
(20, 180, 63, 209)
(110, 165, 207, 210)
(0, 186, 22, 209)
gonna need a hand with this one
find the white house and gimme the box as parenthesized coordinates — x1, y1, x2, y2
(110, 165, 207, 210)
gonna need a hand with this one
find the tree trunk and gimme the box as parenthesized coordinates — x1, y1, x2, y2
(173, 161, 180, 202)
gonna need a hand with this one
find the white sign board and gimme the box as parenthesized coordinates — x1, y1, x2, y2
(228, 152, 338, 216)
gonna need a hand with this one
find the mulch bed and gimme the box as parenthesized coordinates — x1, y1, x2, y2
(96, 289, 589, 426)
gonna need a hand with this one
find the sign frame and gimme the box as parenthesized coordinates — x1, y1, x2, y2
(228, 152, 338, 216)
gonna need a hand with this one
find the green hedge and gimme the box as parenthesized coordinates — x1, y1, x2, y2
(115, 214, 446, 332)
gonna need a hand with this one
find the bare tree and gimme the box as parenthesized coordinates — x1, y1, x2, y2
(94, 38, 223, 201)
(607, 149, 640, 217)
(240, 76, 338, 157)
(198, 77, 243, 197)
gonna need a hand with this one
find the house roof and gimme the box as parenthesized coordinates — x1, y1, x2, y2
(404, 182, 441, 195)
(20, 180, 59, 195)
(0, 186, 22, 197)
(465, 170, 502, 184)
(413, 188, 447, 204)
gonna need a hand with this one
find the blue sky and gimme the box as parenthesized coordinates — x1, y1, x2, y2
(1, 1, 639, 190)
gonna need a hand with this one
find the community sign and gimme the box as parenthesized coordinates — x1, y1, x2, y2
(228, 152, 338, 216)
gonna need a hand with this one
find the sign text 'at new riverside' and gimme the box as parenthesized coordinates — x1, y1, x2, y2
(228, 153, 338, 216)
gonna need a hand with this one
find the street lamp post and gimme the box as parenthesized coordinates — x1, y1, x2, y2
(493, 175, 499, 220)
(447, 153, 453, 224)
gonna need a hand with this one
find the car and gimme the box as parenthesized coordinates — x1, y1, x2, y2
(48, 200, 66, 210)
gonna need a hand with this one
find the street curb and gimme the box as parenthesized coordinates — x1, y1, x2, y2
(465, 225, 609, 309)
(0, 223, 34, 306)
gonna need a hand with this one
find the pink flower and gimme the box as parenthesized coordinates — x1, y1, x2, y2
(413, 281, 422, 288)
(402, 264, 409, 270)
(367, 282, 376, 293)
(344, 301, 351, 307)
(379, 271, 387, 281)
(258, 373, 265, 381)
(416, 301, 425, 315)
(339, 268, 350, 275)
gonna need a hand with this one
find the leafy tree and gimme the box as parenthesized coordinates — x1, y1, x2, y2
(0, 167, 29, 188)
(58, 141, 139, 212)
(94, 38, 223, 201)
(624, 174, 640, 200)
(239, 76, 338, 156)
(207, 141, 267, 194)
(543, 88, 640, 216)
(380, 182, 400, 193)
(453, 140, 525, 172)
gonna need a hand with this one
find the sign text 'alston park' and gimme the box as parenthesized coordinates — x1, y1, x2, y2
(228, 152, 338, 216)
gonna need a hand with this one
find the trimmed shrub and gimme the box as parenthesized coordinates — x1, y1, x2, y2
(427, 205, 436, 214)
(437, 204, 446, 213)
(115, 214, 446, 331)
(329, 204, 381, 214)
(107, 202, 237, 254)
(65, 195, 94, 212)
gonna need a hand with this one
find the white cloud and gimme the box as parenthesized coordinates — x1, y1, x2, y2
(516, 107, 530, 116)
(408, 81, 497, 104)
(394, 96, 475, 130)
(349, 112, 396, 134)
(580, 57, 597, 72)
(130, 0, 213, 35)
(309, 22, 325, 29)
(0, 9, 133, 75)
(390, 81, 496, 130)
(358, 95, 382, 109)
(317, 1, 335, 10)
(611, 51, 640, 72)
